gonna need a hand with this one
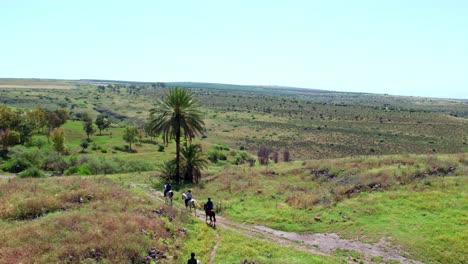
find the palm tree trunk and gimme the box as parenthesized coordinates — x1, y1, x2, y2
(175, 128, 181, 184)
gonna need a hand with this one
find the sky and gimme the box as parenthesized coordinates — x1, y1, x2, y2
(2, 0, 468, 99)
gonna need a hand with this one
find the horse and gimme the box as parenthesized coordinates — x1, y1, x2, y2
(163, 184, 173, 205)
(164, 190, 173, 205)
(182, 193, 200, 216)
(203, 203, 216, 228)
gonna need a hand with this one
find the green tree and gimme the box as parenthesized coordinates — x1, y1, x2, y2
(31, 136, 47, 149)
(181, 144, 208, 183)
(148, 87, 205, 183)
(54, 108, 69, 125)
(0, 128, 20, 152)
(45, 111, 62, 142)
(16, 120, 36, 145)
(50, 128, 65, 154)
(144, 121, 158, 142)
(80, 139, 89, 152)
(0, 105, 15, 130)
(123, 126, 138, 151)
(82, 113, 95, 140)
(158, 159, 177, 182)
(29, 107, 46, 132)
(95, 114, 111, 135)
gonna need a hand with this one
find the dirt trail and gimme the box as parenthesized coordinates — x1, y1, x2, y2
(131, 183, 423, 264)
(208, 233, 220, 264)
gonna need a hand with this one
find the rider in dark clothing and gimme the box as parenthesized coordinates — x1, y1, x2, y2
(164, 183, 171, 197)
(205, 198, 213, 212)
(187, 252, 198, 264)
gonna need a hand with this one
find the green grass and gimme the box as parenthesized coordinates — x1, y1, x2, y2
(179, 215, 340, 264)
(2, 79, 467, 162)
(1, 80, 468, 263)
(213, 228, 340, 264)
(183, 154, 468, 263)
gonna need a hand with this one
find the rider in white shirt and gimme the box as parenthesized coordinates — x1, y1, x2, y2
(185, 190, 192, 207)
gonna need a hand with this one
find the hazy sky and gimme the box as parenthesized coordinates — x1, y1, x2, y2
(2, 0, 468, 99)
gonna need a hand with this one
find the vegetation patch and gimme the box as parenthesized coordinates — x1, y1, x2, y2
(184, 153, 467, 263)
(0, 177, 184, 263)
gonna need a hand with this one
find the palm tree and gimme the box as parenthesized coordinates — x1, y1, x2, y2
(148, 87, 205, 183)
(181, 144, 208, 183)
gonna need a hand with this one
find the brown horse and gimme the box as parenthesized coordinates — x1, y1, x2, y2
(203, 203, 216, 228)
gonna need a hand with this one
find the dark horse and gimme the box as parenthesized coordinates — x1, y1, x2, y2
(203, 203, 216, 228)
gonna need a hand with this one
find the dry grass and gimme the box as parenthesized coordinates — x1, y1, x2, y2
(0, 177, 183, 263)
(0, 78, 74, 89)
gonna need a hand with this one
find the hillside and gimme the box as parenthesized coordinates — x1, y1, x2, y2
(0, 78, 466, 161)
(0, 79, 467, 263)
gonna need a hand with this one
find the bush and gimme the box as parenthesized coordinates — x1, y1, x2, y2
(158, 145, 165, 152)
(113, 146, 125, 151)
(232, 151, 250, 165)
(208, 149, 226, 163)
(64, 165, 92, 175)
(2, 146, 44, 173)
(44, 153, 68, 173)
(19, 167, 45, 178)
(2, 159, 31, 173)
(208, 149, 220, 163)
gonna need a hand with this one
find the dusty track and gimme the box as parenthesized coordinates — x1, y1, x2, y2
(131, 183, 423, 264)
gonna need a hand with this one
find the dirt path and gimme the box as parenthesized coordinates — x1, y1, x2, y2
(130, 183, 423, 264)
(208, 233, 220, 264)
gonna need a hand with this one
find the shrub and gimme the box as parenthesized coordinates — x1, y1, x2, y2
(232, 151, 250, 165)
(44, 153, 68, 173)
(64, 165, 92, 175)
(2, 158, 31, 173)
(18, 167, 45, 178)
(208, 149, 220, 163)
(158, 145, 165, 152)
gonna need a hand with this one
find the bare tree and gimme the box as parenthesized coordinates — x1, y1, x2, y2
(283, 149, 291, 162)
(257, 146, 271, 165)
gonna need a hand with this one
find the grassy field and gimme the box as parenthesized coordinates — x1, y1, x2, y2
(1, 78, 466, 161)
(177, 153, 467, 263)
(0, 79, 467, 263)
(0, 176, 342, 264)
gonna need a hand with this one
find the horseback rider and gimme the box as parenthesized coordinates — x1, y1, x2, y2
(185, 190, 192, 207)
(205, 197, 213, 213)
(164, 182, 172, 197)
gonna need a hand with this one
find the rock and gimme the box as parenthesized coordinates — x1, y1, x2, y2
(147, 248, 166, 259)
(179, 228, 188, 235)
(85, 248, 104, 261)
(153, 208, 165, 215)
(314, 215, 322, 222)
